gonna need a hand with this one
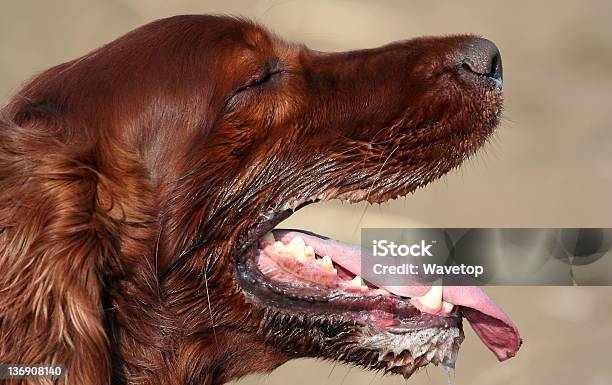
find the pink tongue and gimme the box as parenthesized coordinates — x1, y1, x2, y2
(273, 230, 521, 361)
(442, 286, 521, 361)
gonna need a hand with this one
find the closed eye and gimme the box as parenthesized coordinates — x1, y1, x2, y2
(235, 67, 285, 94)
(224, 61, 286, 111)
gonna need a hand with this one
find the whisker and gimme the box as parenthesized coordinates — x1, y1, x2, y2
(256, 0, 301, 22)
(368, 371, 379, 385)
(203, 267, 219, 350)
(154, 226, 162, 293)
(366, 145, 399, 201)
(354, 203, 369, 234)
(340, 367, 352, 385)
(328, 361, 338, 378)
(354, 145, 398, 233)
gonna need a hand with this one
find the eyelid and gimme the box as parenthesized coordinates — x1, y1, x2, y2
(235, 64, 285, 93)
(224, 62, 285, 110)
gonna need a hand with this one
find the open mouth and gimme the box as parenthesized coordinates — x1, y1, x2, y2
(236, 202, 521, 376)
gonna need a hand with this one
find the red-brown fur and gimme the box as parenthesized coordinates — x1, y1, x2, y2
(0, 15, 502, 385)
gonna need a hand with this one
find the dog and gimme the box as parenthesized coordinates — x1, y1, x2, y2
(0, 15, 519, 385)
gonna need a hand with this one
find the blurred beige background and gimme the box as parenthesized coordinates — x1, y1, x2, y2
(1, 1, 611, 385)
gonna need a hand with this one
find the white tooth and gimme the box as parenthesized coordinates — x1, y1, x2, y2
(286, 236, 308, 261)
(375, 288, 390, 296)
(316, 255, 336, 273)
(287, 236, 306, 251)
(348, 276, 366, 287)
(304, 245, 315, 259)
(273, 241, 287, 253)
(293, 250, 308, 262)
(416, 285, 443, 310)
(262, 232, 275, 243)
(442, 301, 454, 313)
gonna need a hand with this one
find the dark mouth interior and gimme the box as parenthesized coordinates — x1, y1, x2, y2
(236, 204, 461, 333)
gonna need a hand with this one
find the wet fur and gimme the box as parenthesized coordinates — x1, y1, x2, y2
(0, 15, 500, 385)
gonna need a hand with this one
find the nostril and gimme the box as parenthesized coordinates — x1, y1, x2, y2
(461, 61, 474, 72)
(488, 52, 502, 80)
(460, 38, 503, 83)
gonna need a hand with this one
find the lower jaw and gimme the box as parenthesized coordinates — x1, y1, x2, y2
(236, 239, 463, 335)
(237, 254, 465, 377)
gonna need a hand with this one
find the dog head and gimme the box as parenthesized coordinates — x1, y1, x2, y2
(0, 15, 516, 385)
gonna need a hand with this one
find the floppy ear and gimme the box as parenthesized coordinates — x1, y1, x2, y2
(0, 120, 115, 385)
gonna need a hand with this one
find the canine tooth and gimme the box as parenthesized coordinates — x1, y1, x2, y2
(287, 236, 306, 251)
(348, 276, 367, 287)
(316, 255, 336, 273)
(442, 301, 454, 313)
(286, 236, 310, 261)
(304, 245, 315, 259)
(416, 285, 443, 310)
(262, 232, 275, 243)
(292, 250, 308, 262)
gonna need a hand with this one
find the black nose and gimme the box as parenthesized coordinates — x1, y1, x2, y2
(461, 38, 503, 83)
